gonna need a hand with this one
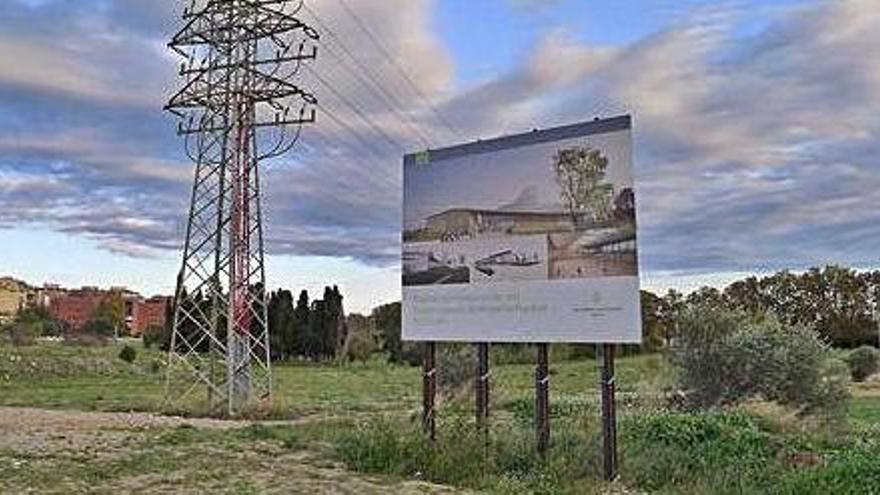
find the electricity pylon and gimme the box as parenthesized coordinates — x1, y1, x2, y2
(164, 0, 318, 415)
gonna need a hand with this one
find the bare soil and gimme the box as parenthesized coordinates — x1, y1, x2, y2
(0, 407, 464, 494)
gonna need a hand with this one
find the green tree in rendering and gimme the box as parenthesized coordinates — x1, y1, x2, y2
(553, 145, 614, 225)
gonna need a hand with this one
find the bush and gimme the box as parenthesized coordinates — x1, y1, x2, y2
(437, 345, 475, 392)
(491, 344, 538, 365)
(393, 341, 423, 367)
(333, 416, 599, 493)
(845, 346, 879, 382)
(343, 324, 377, 363)
(81, 319, 115, 338)
(621, 411, 775, 491)
(118, 344, 137, 363)
(9, 322, 39, 346)
(142, 324, 166, 350)
(670, 309, 849, 415)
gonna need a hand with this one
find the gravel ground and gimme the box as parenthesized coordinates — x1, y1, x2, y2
(0, 407, 464, 494)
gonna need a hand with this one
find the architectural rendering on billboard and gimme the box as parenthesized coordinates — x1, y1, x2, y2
(402, 115, 641, 343)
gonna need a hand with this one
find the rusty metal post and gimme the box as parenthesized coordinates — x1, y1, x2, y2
(423, 342, 436, 441)
(600, 343, 618, 481)
(536, 343, 550, 457)
(475, 343, 490, 427)
(475, 343, 490, 458)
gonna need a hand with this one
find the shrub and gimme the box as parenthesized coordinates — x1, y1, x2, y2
(845, 346, 879, 382)
(491, 344, 537, 365)
(343, 325, 377, 363)
(670, 309, 849, 415)
(437, 344, 476, 393)
(399, 342, 424, 366)
(9, 322, 39, 346)
(142, 324, 166, 350)
(621, 411, 775, 491)
(81, 319, 115, 338)
(14, 306, 61, 337)
(118, 344, 137, 363)
(333, 416, 598, 493)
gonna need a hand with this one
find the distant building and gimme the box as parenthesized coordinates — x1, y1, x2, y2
(425, 208, 574, 238)
(130, 296, 170, 336)
(2, 276, 171, 335)
(32, 283, 67, 308)
(0, 277, 28, 324)
(49, 288, 108, 332)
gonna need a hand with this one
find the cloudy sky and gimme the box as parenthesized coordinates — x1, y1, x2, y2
(1, 0, 878, 313)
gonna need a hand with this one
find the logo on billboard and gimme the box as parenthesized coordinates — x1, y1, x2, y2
(414, 150, 431, 165)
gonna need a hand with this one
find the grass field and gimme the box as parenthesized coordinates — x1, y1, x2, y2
(2, 341, 880, 493)
(0, 341, 674, 417)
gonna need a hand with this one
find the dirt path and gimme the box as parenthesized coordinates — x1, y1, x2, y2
(0, 407, 465, 494)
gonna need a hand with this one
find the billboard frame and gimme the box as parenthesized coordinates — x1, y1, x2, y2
(403, 114, 640, 344)
(404, 114, 635, 480)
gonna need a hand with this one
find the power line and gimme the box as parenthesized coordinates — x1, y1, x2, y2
(306, 124, 399, 188)
(334, 0, 464, 142)
(303, 64, 407, 152)
(303, 4, 435, 149)
(315, 101, 400, 179)
(320, 43, 433, 149)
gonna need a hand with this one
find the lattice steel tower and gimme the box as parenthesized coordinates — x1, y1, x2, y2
(164, 0, 318, 415)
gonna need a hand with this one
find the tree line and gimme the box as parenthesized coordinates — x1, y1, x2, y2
(267, 286, 346, 361)
(642, 265, 880, 349)
(148, 285, 350, 362)
(140, 264, 880, 359)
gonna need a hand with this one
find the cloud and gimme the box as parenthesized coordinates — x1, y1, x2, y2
(0, 0, 449, 263)
(0, 0, 878, 279)
(432, 0, 880, 275)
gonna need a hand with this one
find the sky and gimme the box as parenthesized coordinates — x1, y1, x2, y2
(0, 0, 878, 314)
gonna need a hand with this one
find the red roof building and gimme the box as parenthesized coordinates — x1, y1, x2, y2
(130, 296, 170, 336)
(49, 289, 109, 332)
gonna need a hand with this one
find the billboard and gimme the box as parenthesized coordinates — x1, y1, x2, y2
(402, 115, 641, 343)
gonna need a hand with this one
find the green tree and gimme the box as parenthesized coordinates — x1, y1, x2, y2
(372, 302, 402, 362)
(12, 305, 60, 337)
(322, 286, 346, 358)
(308, 299, 329, 361)
(268, 289, 295, 361)
(159, 296, 173, 351)
(685, 286, 726, 310)
(293, 290, 311, 358)
(660, 289, 685, 346)
(662, 265, 880, 350)
(143, 324, 165, 349)
(552, 145, 614, 225)
(343, 313, 377, 363)
(93, 293, 126, 336)
(846, 346, 879, 382)
(371, 302, 420, 365)
(640, 290, 666, 352)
